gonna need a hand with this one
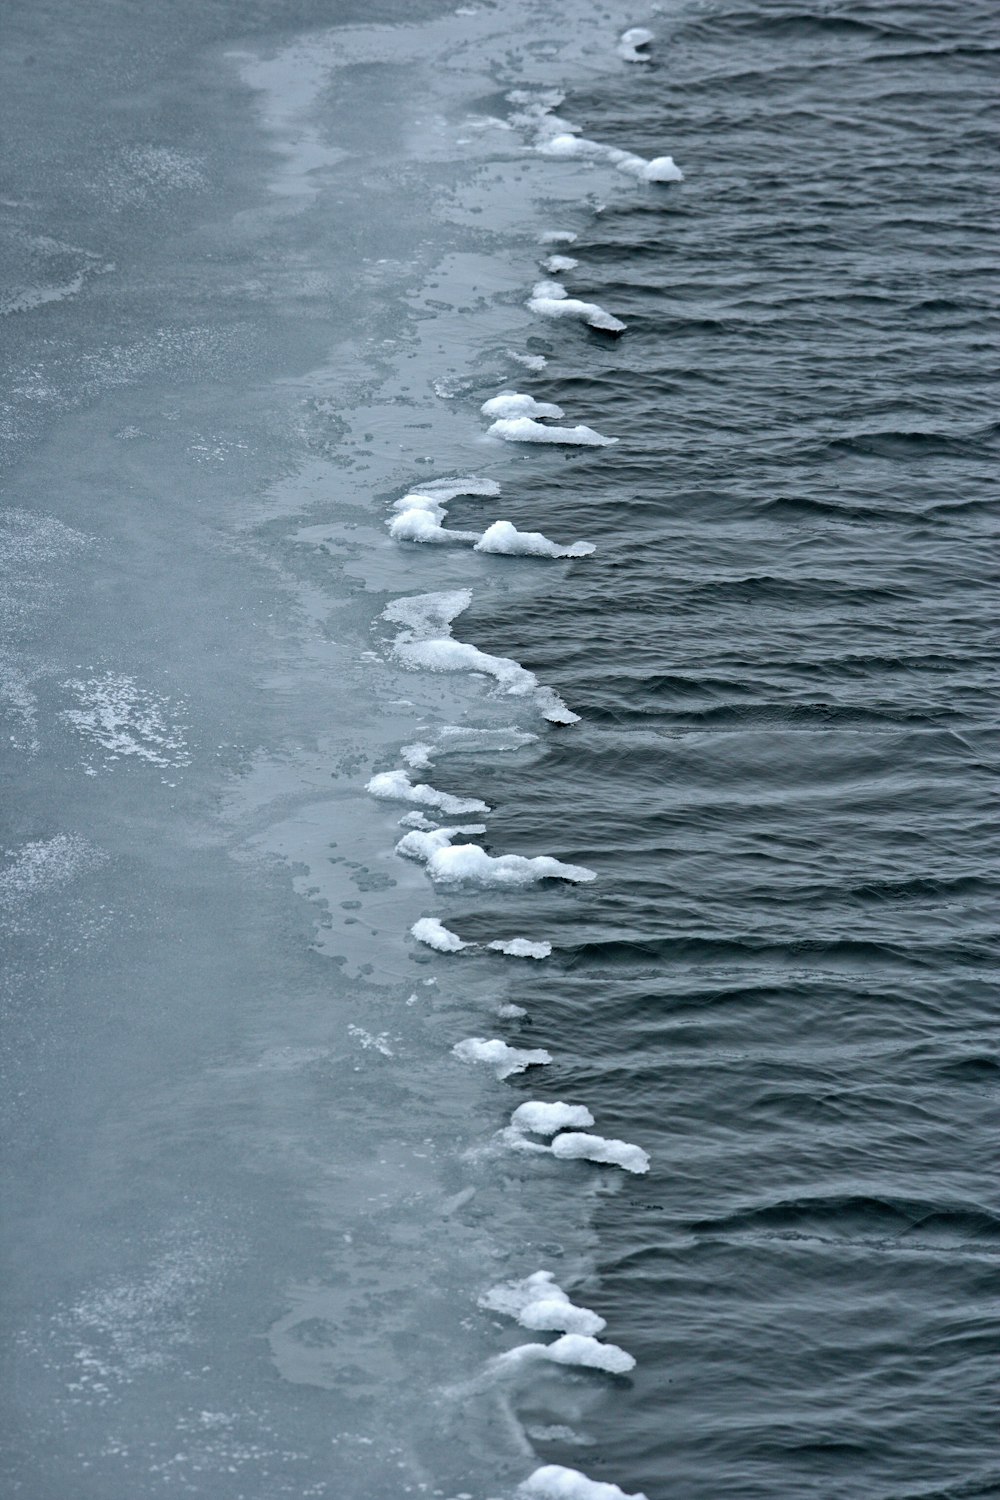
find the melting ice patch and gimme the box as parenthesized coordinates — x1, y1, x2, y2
(452, 1037, 552, 1079)
(384, 590, 579, 725)
(0, 834, 106, 914)
(496, 1334, 635, 1375)
(488, 416, 617, 447)
(62, 673, 190, 770)
(618, 26, 654, 62)
(520, 1465, 649, 1500)
(527, 281, 626, 335)
(480, 1270, 606, 1336)
(487, 937, 551, 959)
(411, 916, 468, 953)
(366, 767, 490, 816)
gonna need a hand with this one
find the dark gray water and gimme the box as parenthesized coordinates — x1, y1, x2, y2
(2, 1, 997, 1497)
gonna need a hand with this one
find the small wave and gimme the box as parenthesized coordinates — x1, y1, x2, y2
(688, 1193, 1000, 1248)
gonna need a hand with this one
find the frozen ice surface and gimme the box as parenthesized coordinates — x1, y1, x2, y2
(475, 521, 594, 559)
(424, 843, 596, 887)
(487, 937, 552, 959)
(480, 392, 565, 420)
(488, 417, 617, 447)
(519, 1465, 649, 1500)
(411, 916, 467, 953)
(366, 768, 489, 816)
(497, 1333, 635, 1375)
(480, 1270, 606, 1336)
(511, 1101, 595, 1136)
(543, 254, 579, 272)
(452, 1037, 552, 1079)
(550, 1132, 650, 1175)
(618, 26, 654, 61)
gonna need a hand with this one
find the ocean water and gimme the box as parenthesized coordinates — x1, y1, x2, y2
(1, 2, 997, 1498)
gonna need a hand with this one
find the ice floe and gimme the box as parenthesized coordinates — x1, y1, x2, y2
(550, 1132, 650, 1175)
(384, 590, 579, 724)
(543, 253, 579, 273)
(497, 1333, 635, 1375)
(487, 936, 552, 959)
(424, 842, 596, 887)
(488, 416, 617, 447)
(475, 520, 594, 559)
(527, 280, 626, 335)
(481, 392, 564, 420)
(452, 1037, 552, 1079)
(366, 767, 489, 816)
(519, 1465, 649, 1500)
(411, 916, 467, 953)
(480, 1270, 606, 1336)
(511, 1101, 595, 1136)
(618, 26, 654, 62)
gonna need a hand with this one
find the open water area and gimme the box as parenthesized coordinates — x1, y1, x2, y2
(1, 1, 997, 1497)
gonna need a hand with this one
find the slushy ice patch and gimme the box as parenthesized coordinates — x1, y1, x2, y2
(488, 416, 617, 447)
(62, 673, 190, 770)
(510, 1102, 595, 1136)
(384, 590, 579, 724)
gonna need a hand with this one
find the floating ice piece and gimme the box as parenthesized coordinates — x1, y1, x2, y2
(480, 1270, 606, 1336)
(411, 916, 467, 953)
(398, 810, 438, 830)
(497, 1334, 635, 1375)
(384, 590, 579, 725)
(498, 1001, 528, 1019)
(540, 230, 578, 244)
(453, 1037, 552, 1079)
(527, 280, 626, 335)
(508, 349, 549, 371)
(537, 133, 683, 185)
(400, 741, 434, 770)
(543, 254, 579, 273)
(488, 417, 617, 448)
(519, 1464, 649, 1500)
(487, 936, 552, 959)
(425, 843, 596, 887)
(366, 768, 489, 816)
(388, 508, 478, 545)
(438, 724, 539, 752)
(475, 521, 595, 559)
(550, 1132, 650, 1175)
(395, 824, 486, 862)
(618, 26, 654, 62)
(616, 152, 683, 184)
(511, 1101, 595, 1136)
(481, 392, 565, 420)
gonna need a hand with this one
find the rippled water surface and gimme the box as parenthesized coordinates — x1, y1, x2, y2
(1, 1, 996, 1497)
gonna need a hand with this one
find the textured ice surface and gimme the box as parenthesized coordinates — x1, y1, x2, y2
(480, 1270, 606, 1336)
(511, 1101, 595, 1136)
(488, 416, 617, 447)
(452, 1037, 552, 1078)
(366, 768, 489, 815)
(520, 1465, 649, 1500)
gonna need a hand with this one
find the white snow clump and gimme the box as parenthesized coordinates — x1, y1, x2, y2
(453, 1037, 552, 1079)
(538, 132, 682, 183)
(618, 27, 654, 62)
(543, 254, 579, 273)
(481, 392, 565, 420)
(550, 1132, 650, 1175)
(527, 279, 626, 335)
(475, 520, 594, 559)
(366, 768, 489, 816)
(480, 1270, 606, 1336)
(488, 416, 617, 447)
(411, 916, 467, 953)
(540, 230, 578, 244)
(511, 1101, 595, 1136)
(487, 936, 552, 959)
(519, 1465, 649, 1500)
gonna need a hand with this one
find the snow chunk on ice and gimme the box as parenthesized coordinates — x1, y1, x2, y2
(426, 843, 596, 887)
(397, 810, 438, 830)
(411, 916, 467, 953)
(508, 349, 549, 371)
(366, 768, 489, 816)
(527, 282, 626, 334)
(475, 520, 594, 559)
(400, 741, 434, 770)
(481, 392, 565, 420)
(395, 824, 486, 862)
(487, 937, 552, 959)
(384, 589, 472, 640)
(543, 254, 579, 273)
(497, 1334, 635, 1375)
(618, 26, 654, 62)
(453, 1037, 552, 1079)
(488, 417, 617, 447)
(520, 1465, 648, 1500)
(550, 1132, 650, 1175)
(616, 153, 683, 183)
(511, 1101, 595, 1136)
(388, 508, 478, 545)
(480, 1271, 606, 1336)
(537, 132, 682, 185)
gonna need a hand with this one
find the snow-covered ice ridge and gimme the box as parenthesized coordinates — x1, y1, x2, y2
(510, 85, 683, 184)
(396, 822, 596, 888)
(527, 278, 626, 337)
(411, 916, 551, 959)
(519, 1465, 649, 1500)
(483, 391, 617, 448)
(504, 1099, 650, 1174)
(453, 1036, 551, 1079)
(383, 588, 579, 725)
(388, 470, 595, 556)
(480, 1269, 606, 1337)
